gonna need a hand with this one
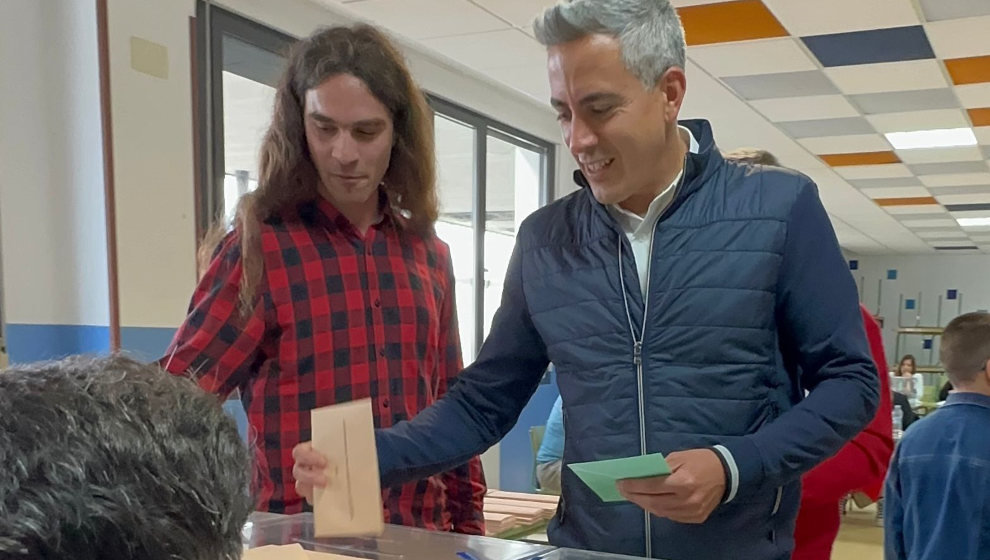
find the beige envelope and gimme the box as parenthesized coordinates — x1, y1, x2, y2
(311, 398, 384, 538)
(244, 543, 359, 560)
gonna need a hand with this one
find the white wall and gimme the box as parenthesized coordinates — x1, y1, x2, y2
(851, 254, 990, 370)
(0, 0, 109, 327)
(105, 0, 199, 329)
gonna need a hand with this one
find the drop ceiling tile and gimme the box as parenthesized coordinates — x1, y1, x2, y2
(970, 108, 990, 127)
(983, 145, 990, 158)
(848, 89, 960, 115)
(914, 230, 970, 240)
(721, 70, 839, 100)
(920, 0, 990, 22)
(932, 240, 981, 248)
(900, 218, 958, 228)
(802, 25, 935, 68)
(679, 0, 789, 46)
(921, 172, 990, 187)
(945, 55, 990, 86)
(762, 0, 920, 36)
(797, 134, 892, 153)
(422, 29, 545, 70)
(884, 204, 945, 215)
(935, 193, 990, 205)
(895, 146, 985, 164)
(821, 151, 900, 166)
(909, 161, 990, 175)
(955, 83, 990, 109)
(926, 184, 990, 195)
(826, 59, 949, 95)
(977, 127, 990, 144)
(860, 186, 933, 199)
(866, 109, 969, 133)
(688, 38, 818, 77)
(749, 95, 860, 122)
(777, 117, 875, 138)
(834, 163, 913, 180)
(847, 177, 923, 189)
(894, 210, 950, 221)
(472, 0, 556, 28)
(945, 203, 990, 212)
(924, 16, 990, 58)
(344, 0, 510, 39)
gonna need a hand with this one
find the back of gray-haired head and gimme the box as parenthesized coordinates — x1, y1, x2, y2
(533, 0, 687, 89)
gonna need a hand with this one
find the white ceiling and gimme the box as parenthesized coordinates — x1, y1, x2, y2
(224, 0, 990, 255)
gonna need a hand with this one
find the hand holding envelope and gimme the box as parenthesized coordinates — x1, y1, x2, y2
(292, 399, 384, 538)
(573, 449, 727, 525)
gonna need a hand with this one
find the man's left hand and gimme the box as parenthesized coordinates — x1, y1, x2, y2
(616, 448, 727, 524)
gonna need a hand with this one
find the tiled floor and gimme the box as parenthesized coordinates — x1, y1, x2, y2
(833, 503, 884, 560)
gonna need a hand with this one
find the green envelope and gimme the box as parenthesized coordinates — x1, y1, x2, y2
(567, 453, 671, 503)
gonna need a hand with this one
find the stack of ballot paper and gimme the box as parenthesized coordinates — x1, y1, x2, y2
(482, 490, 560, 535)
(567, 453, 671, 502)
(482, 512, 518, 535)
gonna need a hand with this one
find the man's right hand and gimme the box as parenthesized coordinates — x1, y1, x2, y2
(291, 441, 329, 504)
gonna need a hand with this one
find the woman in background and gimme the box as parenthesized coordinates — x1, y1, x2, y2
(893, 354, 924, 406)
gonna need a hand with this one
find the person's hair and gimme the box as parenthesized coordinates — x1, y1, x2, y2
(0, 355, 252, 560)
(533, 0, 686, 89)
(898, 354, 916, 376)
(940, 312, 990, 386)
(723, 147, 780, 166)
(221, 24, 437, 309)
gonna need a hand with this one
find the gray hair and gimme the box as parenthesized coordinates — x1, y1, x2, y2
(533, 0, 687, 89)
(0, 355, 253, 560)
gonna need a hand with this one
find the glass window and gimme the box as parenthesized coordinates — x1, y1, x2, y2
(429, 97, 554, 365)
(434, 114, 478, 364)
(197, 3, 293, 232)
(483, 133, 543, 338)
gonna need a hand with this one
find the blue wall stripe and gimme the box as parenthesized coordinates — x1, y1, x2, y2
(5, 324, 110, 364)
(120, 326, 177, 362)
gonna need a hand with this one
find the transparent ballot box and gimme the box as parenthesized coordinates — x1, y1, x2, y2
(244, 512, 554, 560)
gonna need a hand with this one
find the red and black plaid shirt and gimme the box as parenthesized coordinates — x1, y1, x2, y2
(161, 197, 486, 534)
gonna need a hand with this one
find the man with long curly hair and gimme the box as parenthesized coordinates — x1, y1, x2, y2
(161, 25, 485, 533)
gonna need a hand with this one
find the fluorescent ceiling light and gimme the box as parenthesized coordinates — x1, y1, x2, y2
(885, 127, 977, 150)
(957, 217, 990, 228)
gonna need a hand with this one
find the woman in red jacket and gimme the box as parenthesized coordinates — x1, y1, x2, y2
(792, 305, 894, 559)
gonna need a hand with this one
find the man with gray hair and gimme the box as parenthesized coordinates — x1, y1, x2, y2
(294, 2, 878, 558)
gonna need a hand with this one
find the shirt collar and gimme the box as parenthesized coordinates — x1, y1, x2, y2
(607, 126, 699, 235)
(944, 391, 990, 410)
(308, 191, 392, 237)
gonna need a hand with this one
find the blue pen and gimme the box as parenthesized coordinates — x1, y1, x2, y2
(456, 552, 480, 560)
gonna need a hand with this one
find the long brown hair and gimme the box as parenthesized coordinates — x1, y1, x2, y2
(898, 354, 916, 376)
(206, 25, 438, 307)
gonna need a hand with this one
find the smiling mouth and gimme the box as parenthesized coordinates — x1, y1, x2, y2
(583, 158, 614, 173)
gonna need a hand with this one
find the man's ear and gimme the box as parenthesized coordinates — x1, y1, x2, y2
(657, 66, 686, 124)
